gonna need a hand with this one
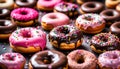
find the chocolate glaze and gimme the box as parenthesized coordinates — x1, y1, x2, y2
(30, 50, 67, 69)
(0, 20, 17, 34)
(100, 9, 120, 24)
(110, 22, 120, 37)
(54, 2, 78, 17)
(91, 33, 120, 51)
(80, 2, 104, 13)
(49, 25, 83, 48)
(0, 9, 10, 19)
(15, 0, 36, 8)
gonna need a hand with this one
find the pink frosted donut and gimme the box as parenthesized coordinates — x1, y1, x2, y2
(41, 12, 70, 30)
(11, 8, 38, 26)
(67, 50, 97, 69)
(37, 0, 62, 11)
(98, 50, 120, 69)
(0, 53, 26, 69)
(9, 27, 46, 53)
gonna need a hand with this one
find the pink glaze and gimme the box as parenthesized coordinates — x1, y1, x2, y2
(37, 0, 62, 8)
(41, 12, 70, 27)
(9, 27, 46, 50)
(76, 13, 105, 29)
(67, 50, 97, 69)
(11, 8, 38, 21)
(98, 50, 120, 69)
(0, 53, 26, 69)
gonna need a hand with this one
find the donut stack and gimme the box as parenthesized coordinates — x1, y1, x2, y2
(0, 0, 120, 69)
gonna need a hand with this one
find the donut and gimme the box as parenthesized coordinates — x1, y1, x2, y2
(116, 4, 120, 13)
(49, 25, 83, 50)
(11, 7, 38, 27)
(14, 0, 37, 8)
(75, 13, 105, 34)
(79, 2, 104, 14)
(90, 33, 120, 53)
(98, 50, 120, 69)
(54, 2, 79, 17)
(41, 12, 70, 30)
(37, 0, 62, 11)
(9, 27, 46, 53)
(29, 50, 67, 69)
(0, 0, 14, 10)
(76, 0, 92, 5)
(100, 9, 120, 26)
(0, 52, 26, 69)
(67, 49, 97, 69)
(0, 8, 10, 19)
(110, 22, 120, 37)
(0, 20, 17, 39)
(105, 0, 120, 9)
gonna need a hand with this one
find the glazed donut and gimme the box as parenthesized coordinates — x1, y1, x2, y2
(14, 0, 37, 8)
(0, 0, 14, 10)
(29, 50, 67, 69)
(49, 25, 83, 50)
(110, 22, 120, 37)
(0, 20, 17, 39)
(116, 4, 120, 13)
(80, 2, 104, 14)
(11, 7, 38, 27)
(76, 0, 92, 5)
(90, 33, 120, 53)
(98, 50, 120, 69)
(9, 27, 46, 53)
(67, 49, 97, 69)
(37, 0, 62, 11)
(100, 9, 120, 26)
(105, 0, 120, 9)
(54, 2, 79, 17)
(75, 13, 105, 34)
(0, 52, 26, 69)
(0, 8, 10, 19)
(41, 12, 70, 30)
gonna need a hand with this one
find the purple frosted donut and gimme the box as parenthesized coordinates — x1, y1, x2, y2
(11, 7, 39, 26)
(98, 50, 120, 69)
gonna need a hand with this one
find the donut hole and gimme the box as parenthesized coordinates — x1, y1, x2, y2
(50, 16, 57, 19)
(22, 0, 28, 2)
(77, 57, 84, 64)
(60, 27, 70, 35)
(0, 0, 6, 3)
(100, 36, 108, 42)
(44, 0, 52, 1)
(117, 25, 120, 28)
(20, 11, 28, 15)
(87, 4, 95, 8)
(105, 12, 114, 16)
(42, 55, 53, 64)
(6, 55, 15, 61)
(0, 21, 5, 26)
(21, 30, 31, 38)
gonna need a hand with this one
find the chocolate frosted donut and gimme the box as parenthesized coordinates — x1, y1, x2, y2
(110, 22, 120, 37)
(0, 20, 17, 39)
(90, 33, 120, 53)
(49, 25, 83, 50)
(0, 8, 10, 19)
(54, 2, 79, 17)
(15, 0, 36, 8)
(80, 2, 104, 14)
(100, 9, 120, 26)
(29, 50, 67, 69)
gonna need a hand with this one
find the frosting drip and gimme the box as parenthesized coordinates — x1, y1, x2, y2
(9, 27, 46, 50)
